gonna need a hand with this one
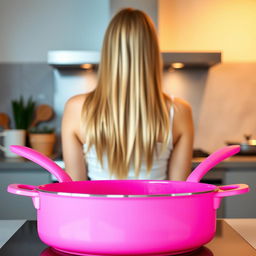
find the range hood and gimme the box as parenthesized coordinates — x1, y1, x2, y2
(48, 51, 100, 69)
(162, 51, 221, 69)
(48, 50, 221, 69)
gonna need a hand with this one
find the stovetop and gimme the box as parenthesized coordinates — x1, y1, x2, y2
(0, 220, 255, 256)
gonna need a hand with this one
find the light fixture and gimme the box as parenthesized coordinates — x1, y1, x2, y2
(171, 62, 185, 69)
(81, 64, 93, 69)
(168, 67, 175, 72)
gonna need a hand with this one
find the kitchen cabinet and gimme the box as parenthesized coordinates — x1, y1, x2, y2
(223, 169, 256, 218)
(0, 159, 51, 220)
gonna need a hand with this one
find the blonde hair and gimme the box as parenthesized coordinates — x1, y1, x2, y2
(81, 8, 171, 179)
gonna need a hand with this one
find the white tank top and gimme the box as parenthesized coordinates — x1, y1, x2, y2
(83, 100, 174, 180)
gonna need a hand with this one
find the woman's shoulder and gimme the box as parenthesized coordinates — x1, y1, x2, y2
(64, 94, 91, 119)
(164, 94, 193, 144)
(164, 93, 192, 116)
(64, 93, 88, 110)
(172, 97, 192, 116)
(62, 94, 89, 143)
(171, 97, 193, 137)
(63, 94, 88, 127)
(164, 93, 193, 130)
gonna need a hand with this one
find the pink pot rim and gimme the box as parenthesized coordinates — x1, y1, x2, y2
(36, 187, 218, 198)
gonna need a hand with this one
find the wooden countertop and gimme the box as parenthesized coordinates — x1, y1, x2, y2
(225, 219, 256, 249)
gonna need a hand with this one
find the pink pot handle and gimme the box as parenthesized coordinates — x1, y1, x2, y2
(7, 184, 40, 209)
(8, 184, 39, 197)
(213, 184, 249, 210)
(215, 184, 249, 198)
(10, 145, 72, 183)
(187, 145, 240, 182)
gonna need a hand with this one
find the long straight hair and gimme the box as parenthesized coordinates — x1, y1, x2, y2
(81, 8, 171, 179)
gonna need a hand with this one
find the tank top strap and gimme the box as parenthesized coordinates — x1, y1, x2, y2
(170, 96, 175, 129)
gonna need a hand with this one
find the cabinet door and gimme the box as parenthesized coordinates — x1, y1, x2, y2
(0, 169, 51, 220)
(224, 169, 256, 218)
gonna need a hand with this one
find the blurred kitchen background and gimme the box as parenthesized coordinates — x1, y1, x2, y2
(0, 0, 256, 219)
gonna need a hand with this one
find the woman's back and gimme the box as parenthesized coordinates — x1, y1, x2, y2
(84, 101, 175, 180)
(61, 8, 194, 181)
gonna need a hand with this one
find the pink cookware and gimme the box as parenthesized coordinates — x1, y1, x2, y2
(7, 145, 249, 256)
(40, 245, 214, 256)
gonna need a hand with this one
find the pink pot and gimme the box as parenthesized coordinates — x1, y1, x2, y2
(8, 180, 249, 255)
(7, 145, 249, 255)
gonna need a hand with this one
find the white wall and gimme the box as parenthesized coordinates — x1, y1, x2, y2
(0, 0, 110, 62)
(110, 0, 158, 27)
(159, 0, 256, 62)
(195, 63, 256, 152)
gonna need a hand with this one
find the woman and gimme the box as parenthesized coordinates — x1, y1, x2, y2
(62, 8, 194, 181)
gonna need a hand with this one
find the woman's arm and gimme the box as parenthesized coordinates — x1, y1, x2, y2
(61, 95, 87, 181)
(167, 99, 194, 181)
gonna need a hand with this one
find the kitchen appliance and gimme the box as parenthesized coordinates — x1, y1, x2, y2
(226, 142, 256, 155)
(193, 149, 209, 158)
(226, 135, 256, 155)
(48, 51, 221, 69)
(6, 145, 249, 255)
(0, 220, 255, 256)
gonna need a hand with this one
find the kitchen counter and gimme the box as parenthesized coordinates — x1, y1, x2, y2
(0, 220, 25, 248)
(0, 219, 256, 249)
(225, 219, 256, 249)
(192, 156, 256, 169)
(0, 155, 60, 169)
(0, 157, 42, 169)
(1, 155, 256, 168)
(1, 156, 254, 186)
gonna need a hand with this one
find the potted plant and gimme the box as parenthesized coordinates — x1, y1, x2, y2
(11, 96, 36, 130)
(29, 126, 56, 157)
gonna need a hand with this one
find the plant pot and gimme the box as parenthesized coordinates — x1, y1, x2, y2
(29, 133, 56, 157)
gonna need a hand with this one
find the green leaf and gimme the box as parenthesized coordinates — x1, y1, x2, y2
(11, 96, 36, 129)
